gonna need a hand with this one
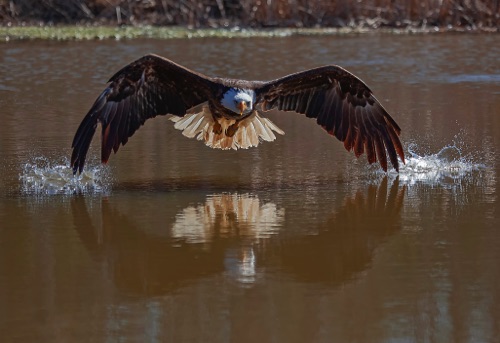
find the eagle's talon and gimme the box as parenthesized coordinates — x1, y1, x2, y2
(213, 122, 222, 135)
(226, 123, 239, 137)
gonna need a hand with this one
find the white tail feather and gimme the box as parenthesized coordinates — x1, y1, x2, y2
(169, 105, 284, 150)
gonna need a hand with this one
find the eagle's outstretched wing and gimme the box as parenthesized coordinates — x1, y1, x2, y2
(71, 54, 217, 174)
(255, 66, 404, 171)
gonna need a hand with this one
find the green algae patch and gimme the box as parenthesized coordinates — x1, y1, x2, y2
(0, 25, 355, 41)
(0, 26, 178, 41)
(0, 25, 464, 42)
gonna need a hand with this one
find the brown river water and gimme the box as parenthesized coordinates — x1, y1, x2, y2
(1, 33, 500, 342)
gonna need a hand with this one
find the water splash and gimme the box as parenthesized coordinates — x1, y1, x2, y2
(396, 143, 485, 185)
(19, 156, 111, 195)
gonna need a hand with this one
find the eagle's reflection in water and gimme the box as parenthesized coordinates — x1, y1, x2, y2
(170, 193, 284, 284)
(171, 193, 284, 243)
(71, 177, 404, 294)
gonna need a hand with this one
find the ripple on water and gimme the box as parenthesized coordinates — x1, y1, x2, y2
(19, 156, 111, 195)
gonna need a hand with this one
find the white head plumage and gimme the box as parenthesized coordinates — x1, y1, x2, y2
(221, 88, 255, 115)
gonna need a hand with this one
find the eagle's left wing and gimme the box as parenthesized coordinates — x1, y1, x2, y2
(255, 66, 404, 172)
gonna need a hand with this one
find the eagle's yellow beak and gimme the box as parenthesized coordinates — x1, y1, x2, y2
(237, 101, 247, 116)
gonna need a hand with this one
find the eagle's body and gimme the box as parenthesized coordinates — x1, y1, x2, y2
(71, 54, 405, 174)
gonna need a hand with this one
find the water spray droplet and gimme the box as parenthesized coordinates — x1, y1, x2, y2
(19, 156, 111, 195)
(398, 142, 484, 185)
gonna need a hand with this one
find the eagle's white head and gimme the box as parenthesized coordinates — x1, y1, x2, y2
(221, 88, 255, 116)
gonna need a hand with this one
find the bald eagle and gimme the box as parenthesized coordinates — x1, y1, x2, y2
(71, 54, 405, 174)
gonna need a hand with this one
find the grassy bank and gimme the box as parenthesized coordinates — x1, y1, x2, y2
(1, 0, 498, 41)
(1, 23, 497, 42)
(1, 0, 499, 29)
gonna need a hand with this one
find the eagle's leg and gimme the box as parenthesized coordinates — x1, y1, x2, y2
(212, 114, 222, 134)
(226, 122, 239, 137)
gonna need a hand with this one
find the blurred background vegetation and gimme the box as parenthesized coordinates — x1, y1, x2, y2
(0, 0, 498, 29)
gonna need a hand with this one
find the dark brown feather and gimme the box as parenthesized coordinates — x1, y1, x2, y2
(373, 133, 388, 172)
(256, 65, 404, 171)
(71, 54, 217, 174)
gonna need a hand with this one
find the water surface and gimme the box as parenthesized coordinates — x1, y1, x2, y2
(1, 34, 500, 342)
